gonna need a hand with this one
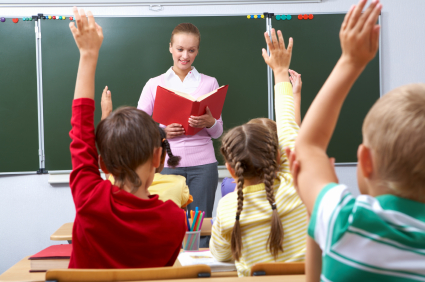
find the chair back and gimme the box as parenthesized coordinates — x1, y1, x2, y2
(45, 264, 211, 282)
(251, 262, 305, 276)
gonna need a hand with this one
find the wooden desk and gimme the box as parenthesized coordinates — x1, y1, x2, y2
(0, 257, 304, 282)
(50, 219, 212, 242)
(50, 222, 73, 242)
(0, 255, 235, 282)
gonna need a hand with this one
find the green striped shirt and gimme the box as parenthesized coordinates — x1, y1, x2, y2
(309, 183, 425, 282)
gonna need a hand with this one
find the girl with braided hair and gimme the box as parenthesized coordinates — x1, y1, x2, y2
(101, 86, 193, 208)
(210, 29, 307, 277)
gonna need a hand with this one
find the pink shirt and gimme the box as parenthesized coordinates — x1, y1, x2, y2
(138, 73, 223, 168)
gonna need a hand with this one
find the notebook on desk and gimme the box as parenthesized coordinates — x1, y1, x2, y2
(178, 250, 236, 272)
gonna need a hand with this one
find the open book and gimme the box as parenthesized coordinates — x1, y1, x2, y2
(178, 250, 236, 272)
(152, 85, 228, 135)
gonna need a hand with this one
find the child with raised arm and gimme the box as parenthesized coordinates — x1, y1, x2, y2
(68, 8, 186, 268)
(210, 29, 307, 277)
(220, 70, 302, 197)
(290, 0, 425, 281)
(101, 86, 193, 208)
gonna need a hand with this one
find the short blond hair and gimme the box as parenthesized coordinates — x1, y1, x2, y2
(362, 83, 425, 201)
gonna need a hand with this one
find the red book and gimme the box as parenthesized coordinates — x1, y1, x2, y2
(29, 244, 72, 272)
(152, 85, 228, 135)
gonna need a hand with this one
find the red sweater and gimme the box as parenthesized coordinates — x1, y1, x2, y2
(69, 98, 186, 269)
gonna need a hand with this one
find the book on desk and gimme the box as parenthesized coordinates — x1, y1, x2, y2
(29, 244, 71, 272)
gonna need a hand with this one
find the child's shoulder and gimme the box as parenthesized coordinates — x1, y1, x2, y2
(154, 173, 186, 184)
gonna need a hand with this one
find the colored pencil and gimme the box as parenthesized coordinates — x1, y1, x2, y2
(185, 210, 190, 231)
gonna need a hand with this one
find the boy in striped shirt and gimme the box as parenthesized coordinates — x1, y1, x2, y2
(289, 0, 425, 281)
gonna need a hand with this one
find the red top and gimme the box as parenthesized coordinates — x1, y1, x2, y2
(69, 98, 186, 269)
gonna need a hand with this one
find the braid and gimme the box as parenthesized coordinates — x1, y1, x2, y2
(220, 123, 283, 262)
(158, 126, 181, 168)
(231, 161, 244, 261)
(264, 138, 283, 260)
(164, 139, 181, 168)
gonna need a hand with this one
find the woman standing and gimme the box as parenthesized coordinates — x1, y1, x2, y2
(137, 23, 222, 223)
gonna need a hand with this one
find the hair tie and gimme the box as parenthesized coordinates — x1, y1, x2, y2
(272, 203, 277, 210)
(162, 138, 166, 143)
(236, 215, 240, 220)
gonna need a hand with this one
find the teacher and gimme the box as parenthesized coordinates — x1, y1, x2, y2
(137, 23, 222, 221)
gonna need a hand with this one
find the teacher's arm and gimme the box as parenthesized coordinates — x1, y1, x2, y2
(137, 79, 155, 115)
(138, 79, 185, 139)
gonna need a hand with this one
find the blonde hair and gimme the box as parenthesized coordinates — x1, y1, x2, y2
(362, 83, 425, 201)
(170, 23, 200, 47)
(220, 123, 283, 261)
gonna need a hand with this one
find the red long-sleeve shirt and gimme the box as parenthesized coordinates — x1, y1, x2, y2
(69, 98, 186, 269)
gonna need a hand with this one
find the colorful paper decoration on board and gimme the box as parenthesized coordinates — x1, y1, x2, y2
(276, 15, 292, 20)
(247, 14, 265, 19)
(298, 14, 314, 20)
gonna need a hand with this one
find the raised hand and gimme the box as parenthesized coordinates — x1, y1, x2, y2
(101, 86, 112, 120)
(340, 0, 381, 68)
(262, 29, 293, 84)
(289, 69, 302, 95)
(69, 7, 104, 55)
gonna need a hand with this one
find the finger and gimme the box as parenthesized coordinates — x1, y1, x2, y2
(72, 7, 82, 30)
(96, 22, 104, 39)
(69, 22, 78, 35)
(285, 147, 292, 163)
(264, 31, 273, 51)
(271, 28, 279, 50)
(170, 123, 183, 127)
(287, 37, 293, 54)
(107, 90, 111, 98)
(277, 30, 285, 50)
(79, 8, 88, 30)
(348, 0, 367, 30)
(356, 0, 379, 32)
(262, 48, 270, 64)
(206, 107, 212, 115)
(87, 10, 95, 29)
(102, 86, 107, 97)
(330, 158, 336, 166)
(371, 25, 380, 54)
(362, 2, 381, 35)
(341, 4, 355, 32)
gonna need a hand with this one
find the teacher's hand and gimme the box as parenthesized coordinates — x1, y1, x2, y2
(165, 123, 185, 139)
(189, 107, 215, 129)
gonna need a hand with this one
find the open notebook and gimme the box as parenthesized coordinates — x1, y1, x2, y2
(178, 250, 236, 272)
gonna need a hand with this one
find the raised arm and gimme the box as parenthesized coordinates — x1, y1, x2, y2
(289, 69, 302, 126)
(69, 7, 103, 100)
(294, 0, 382, 214)
(68, 8, 104, 208)
(101, 86, 112, 120)
(262, 29, 299, 170)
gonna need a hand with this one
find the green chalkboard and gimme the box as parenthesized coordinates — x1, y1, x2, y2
(0, 19, 39, 173)
(41, 16, 268, 170)
(273, 14, 380, 162)
(0, 13, 381, 173)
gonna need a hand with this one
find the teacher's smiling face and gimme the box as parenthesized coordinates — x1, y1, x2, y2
(169, 33, 199, 72)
